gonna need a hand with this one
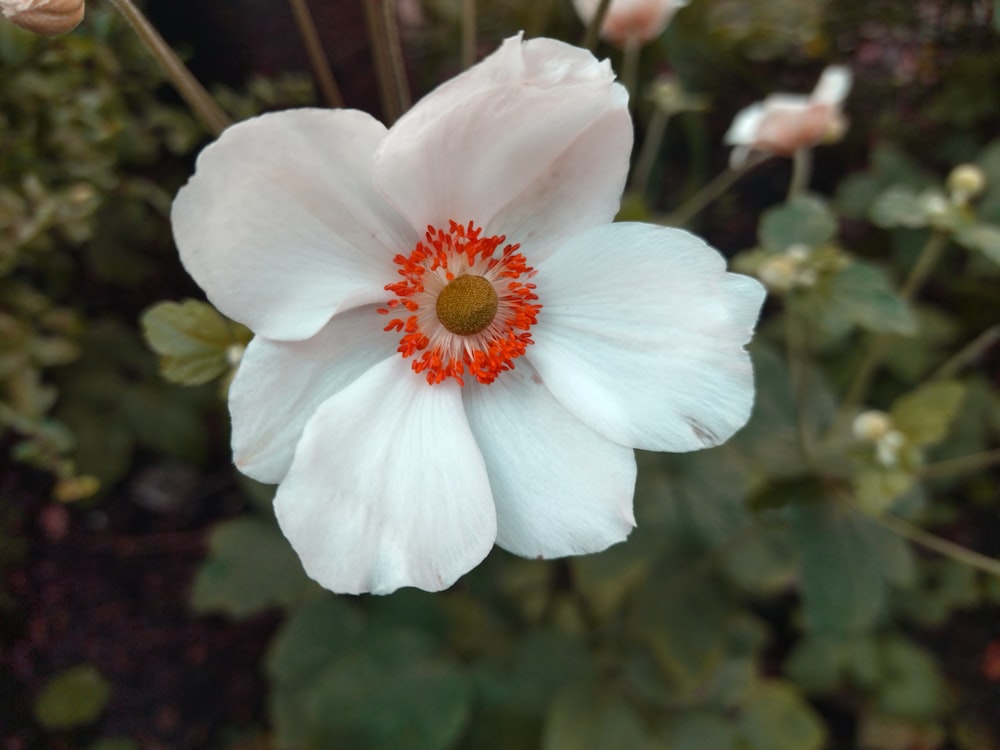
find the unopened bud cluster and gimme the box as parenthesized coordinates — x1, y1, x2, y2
(853, 410, 906, 467)
(758, 244, 818, 293)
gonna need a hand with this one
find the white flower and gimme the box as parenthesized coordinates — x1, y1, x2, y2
(172, 35, 765, 595)
(572, 0, 689, 47)
(724, 66, 852, 168)
(1, 0, 83, 36)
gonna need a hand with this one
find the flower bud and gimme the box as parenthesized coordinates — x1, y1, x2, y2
(947, 164, 986, 205)
(1, 0, 84, 36)
(852, 410, 892, 443)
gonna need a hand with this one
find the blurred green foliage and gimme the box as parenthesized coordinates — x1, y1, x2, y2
(7, 0, 1000, 749)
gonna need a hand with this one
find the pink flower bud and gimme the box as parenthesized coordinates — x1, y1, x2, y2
(572, 0, 689, 47)
(1, 0, 84, 36)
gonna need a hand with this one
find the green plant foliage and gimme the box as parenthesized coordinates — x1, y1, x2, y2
(190, 516, 319, 619)
(141, 300, 250, 387)
(34, 664, 111, 730)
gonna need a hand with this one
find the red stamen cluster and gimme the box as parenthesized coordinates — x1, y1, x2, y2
(378, 220, 540, 386)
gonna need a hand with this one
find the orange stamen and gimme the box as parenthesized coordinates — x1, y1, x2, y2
(377, 220, 541, 386)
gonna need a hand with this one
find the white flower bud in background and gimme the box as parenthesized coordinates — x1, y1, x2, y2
(853, 410, 906, 467)
(947, 164, 987, 206)
(853, 410, 893, 443)
(1, 0, 84, 36)
(757, 244, 817, 293)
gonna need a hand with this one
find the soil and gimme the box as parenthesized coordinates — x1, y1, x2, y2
(0, 457, 279, 750)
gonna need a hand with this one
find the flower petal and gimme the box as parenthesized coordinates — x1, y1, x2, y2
(230, 305, 397, 484)
(374, 35, 628, 236)
(529, 223, 765, 452)
(487, 90, 632, 262)
(812, 66, 852, 106)
(274, 357, 497, 594)
(172, 109, 416, 341)
(464, 362, 636, 559)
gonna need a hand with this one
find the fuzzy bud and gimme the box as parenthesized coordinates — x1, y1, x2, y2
(947, 164, 987, 205)
(2, 0, 84, 36)
(852, 410, 893, 443)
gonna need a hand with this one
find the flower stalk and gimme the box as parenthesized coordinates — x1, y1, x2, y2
(363, 0, 410, 123)
(286, 0, 344, 108)
(106, 0, 230, 136)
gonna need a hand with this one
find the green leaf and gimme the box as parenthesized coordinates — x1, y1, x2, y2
(657, 712, 739, 750)
(628, 561, 731, 692)
(955, 223, 1000, 264)
(190, 517, 316, 618)
(305, 630, 471, 750)
(34, 664, 111, 730)
(891, 380, 966, 446)
(870, 187, 929, 228)
(789, 503, 887, 635)
(874, 637, 948, 720)
(825, 261, 917, 335)
(738, 681, 826, 750)
(542, 684, 648, 750)
(759, 196, 838, 252)
(141, 299, 248, 386)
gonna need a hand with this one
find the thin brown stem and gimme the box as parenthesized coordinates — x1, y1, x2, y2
(286, 0, 344, 108)
(363, 0, 410, 123)
(919, 448, 1000, 480)
(583, 0, 612, 51)
(877, 512, 1000, 579)
(461, 0, 477, 69)
(107, 0, 230, 136)
(840, 230, 950, 414)
(660, 153, 770, 227)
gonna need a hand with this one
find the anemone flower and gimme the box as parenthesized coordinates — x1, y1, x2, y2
(573, 0, 689, 47)
(1, 0, 83, 35)
(725, 66, 853, 168)
(172, 34, 765, 595)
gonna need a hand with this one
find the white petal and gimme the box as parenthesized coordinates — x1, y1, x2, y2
(274, 357, 497, 595)
(723, 101, 765, 146)
(229, 305, 397, 484)
(172, 109, 417, 341)
(529, 223, 765, 452)
(487, 89, 632, 262)
(374, 35, 629, 235)
(812, 66, 852, 106)
(464, 362, 636, 559)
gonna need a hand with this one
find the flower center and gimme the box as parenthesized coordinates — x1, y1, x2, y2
(378, 220, 540, 386)
(435, 275, 498, 335)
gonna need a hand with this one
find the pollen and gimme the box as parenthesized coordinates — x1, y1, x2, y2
(377, 220, 541, 386)
(436, 275, 499, 335)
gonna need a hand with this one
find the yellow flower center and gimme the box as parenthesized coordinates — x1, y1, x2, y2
(435, 274, 499, 335)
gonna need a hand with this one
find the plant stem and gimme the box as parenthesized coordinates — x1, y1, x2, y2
(286, 0, 344, 108)
(785, 311, 817, 464)
(660, 153, 769, 227)
(461, 0, 476, 69)
(840, 229, 950, 412)
(107, 0, 230, 136)
(583, 0, 612, 51)
(927, 325, 1000, 382)
(919, 448, 1000, 480)
(787, 147, 812, 199)
(621, 35, 640, 105)
(630, 106, 670, 195)
(363, 0, 410, 124)
(878, 512, 1000, 579)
